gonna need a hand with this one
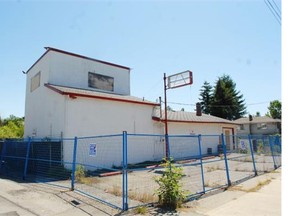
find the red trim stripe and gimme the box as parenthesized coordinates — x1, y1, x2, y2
(45, 84, 159, 107)
(152, 116, 239, 125)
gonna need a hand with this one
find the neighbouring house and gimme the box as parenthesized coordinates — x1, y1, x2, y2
(234, 116, 281, 136)
(24, 47, 239, 167)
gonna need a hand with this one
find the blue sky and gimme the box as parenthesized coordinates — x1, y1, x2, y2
(0, 0, 282, 119)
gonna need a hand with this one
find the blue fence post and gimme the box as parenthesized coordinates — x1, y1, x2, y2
(221, 134, 231, 186)
(269, 136, 277, 169)
(122, 131, 128, 211)
(248, 135, 257, 176)
(23, 137, 32, 180)
(197, 135, 206, 194)
(71, 136, 78, 191)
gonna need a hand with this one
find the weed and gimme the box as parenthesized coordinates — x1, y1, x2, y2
(154, 157, 187, 209)
(75, 165, 87, 182)
(134, 206, 148, 215)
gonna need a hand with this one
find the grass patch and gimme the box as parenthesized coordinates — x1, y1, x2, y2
(247, 179, 271, 192)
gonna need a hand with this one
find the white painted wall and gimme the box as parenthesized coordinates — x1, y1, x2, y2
(60, 96, 159, 167)
(48, 51, 130, 95)
(24, 53, 66, 138)
(167, 122, 237, 159)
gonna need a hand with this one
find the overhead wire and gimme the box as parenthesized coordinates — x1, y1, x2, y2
(264, 0, 281, 25)
(271, 0, 281, 15)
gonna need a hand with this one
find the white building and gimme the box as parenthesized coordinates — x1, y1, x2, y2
(24, 47, 238, 167)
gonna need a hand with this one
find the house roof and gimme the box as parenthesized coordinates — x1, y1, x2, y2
(152, 109, 239, 125)
(26, 47, 131, 74)
(45, 83, 159, 106)
(234, 116, 281, 124)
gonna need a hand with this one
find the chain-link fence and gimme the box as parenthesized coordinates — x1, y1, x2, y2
(0, 133, 282, 211)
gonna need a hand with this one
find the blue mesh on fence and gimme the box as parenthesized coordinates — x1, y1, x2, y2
(74, 134, 124, 210)
(169, 135, 204, 195)
(225, 135, 256, 184)
(0, 139, 28, 178)
(201, 135, 229, 191)
(0, 133, 282, 211)
(126, 134, 164, 208)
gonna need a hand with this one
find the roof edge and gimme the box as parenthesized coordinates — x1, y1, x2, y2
(44, 47, 131, 70)
(45, 83, 159, 107)
(152, 116, 240, 125)
(26, 47, 131, 74)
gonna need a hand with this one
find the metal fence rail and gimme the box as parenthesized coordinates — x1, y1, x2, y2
(0, 133, 282, 211)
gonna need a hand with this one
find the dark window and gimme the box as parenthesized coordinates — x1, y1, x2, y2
(88, 72, 114, 92)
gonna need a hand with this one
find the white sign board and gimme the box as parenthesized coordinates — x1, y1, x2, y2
(89, 144, 97, 157)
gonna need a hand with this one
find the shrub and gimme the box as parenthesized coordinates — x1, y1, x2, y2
(154, 158, 187, 209)
(75, 165, 86, 182)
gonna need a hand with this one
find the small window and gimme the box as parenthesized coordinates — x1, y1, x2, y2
(239, 124, 244, 130)
(30, 72, 41, 92)
(257, 123, 267, 130)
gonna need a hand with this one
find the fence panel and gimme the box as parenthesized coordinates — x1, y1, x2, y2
(25, 138, 72, 189)
(250, 135, 275, 174)
(0, 139, 28, 179)
(74, 134, 123, 210)
(201, 135, 228, 191)
(270, 136, 281, 168)
(126, 134, 164, 208)
(225, 135, 256, 184)
(0, 133, 282, 211)
(169, 135, 204, 196)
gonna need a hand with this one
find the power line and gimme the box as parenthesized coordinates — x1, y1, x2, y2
(264, 0, 281, 25)
(164, 100, 280, 108)
(271, 0, 281, 15)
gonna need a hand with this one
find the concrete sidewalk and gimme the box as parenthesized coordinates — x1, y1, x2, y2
(180, 168, 281, 216)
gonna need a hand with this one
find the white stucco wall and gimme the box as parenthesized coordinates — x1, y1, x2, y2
(167, 122, 236, 159)
(48, 51, 130, 95)
(24, 54, 66, 138)
(59, 96, 159, 167)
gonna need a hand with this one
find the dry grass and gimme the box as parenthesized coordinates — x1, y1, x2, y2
(106, 185, 122, 197)
(129, 190, 158, 203)
(78, 176, 101, 185)
(228, 179, 272, 192)
(105, 185, 157, 203)
(206, 165, 221, 172)
(247, 179, 271, 192)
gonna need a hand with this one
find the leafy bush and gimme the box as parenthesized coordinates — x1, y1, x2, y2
(154, 158, 187, 209)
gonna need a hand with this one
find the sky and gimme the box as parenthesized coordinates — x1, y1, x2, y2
(0, 0, 282, 119)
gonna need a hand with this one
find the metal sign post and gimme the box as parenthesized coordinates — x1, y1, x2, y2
(163, 70, 193, 159)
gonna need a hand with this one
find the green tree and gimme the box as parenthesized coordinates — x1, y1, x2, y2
(209, 75, 246, 120)
(266, 100, 281, 119)
(0, 115, 24, 139)
(199, 81, 213, 114)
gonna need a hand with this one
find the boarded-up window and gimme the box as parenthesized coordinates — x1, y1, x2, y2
(30, 72, 41, 92)
(88, 72, 114, 92)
